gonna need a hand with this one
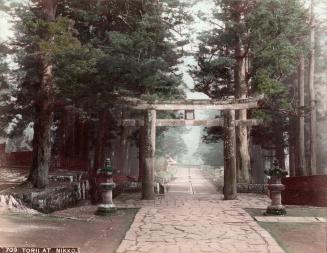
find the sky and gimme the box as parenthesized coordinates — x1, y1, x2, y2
(0, 10, 11, 41)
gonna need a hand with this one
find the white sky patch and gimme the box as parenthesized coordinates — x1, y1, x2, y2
(0, 15, 8, 41)
(0, 9, 13, 42)
(176, 0, 215, 94)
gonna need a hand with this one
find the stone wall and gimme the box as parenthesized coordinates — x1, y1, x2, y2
(237, 183, 267, 194)
(28, 183, 82, 213)
(1, 173, 89, 213)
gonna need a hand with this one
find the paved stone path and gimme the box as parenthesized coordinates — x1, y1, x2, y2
(165, 167, 217, 195)
(116, 167, 285, 253)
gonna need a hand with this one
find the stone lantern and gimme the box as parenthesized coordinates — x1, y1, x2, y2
(264, 160, 288, 215)
(96, 158, 117, 215)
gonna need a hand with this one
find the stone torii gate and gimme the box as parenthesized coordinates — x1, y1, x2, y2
(120, 95, 263, 200)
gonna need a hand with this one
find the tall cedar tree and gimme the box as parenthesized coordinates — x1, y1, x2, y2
(308, 0, 316, 175)
(12, 0, 84, 188)
(194, 0, 308, 176)
(315, 2, 327, 172)
(28, 0, 57, 188)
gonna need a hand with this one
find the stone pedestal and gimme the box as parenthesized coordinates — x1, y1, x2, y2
(96, 176, 117, 215)
(266, 177, 286, 215)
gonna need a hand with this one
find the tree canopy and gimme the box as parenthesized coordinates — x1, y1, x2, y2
(194, 0, 309, 152)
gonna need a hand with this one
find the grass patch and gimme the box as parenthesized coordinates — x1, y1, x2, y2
(245, 207, 327, 253)
(258, 222, 326, 253)
(0, 207, 139, 253)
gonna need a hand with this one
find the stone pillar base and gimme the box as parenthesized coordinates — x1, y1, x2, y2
(96, 204, 117, 216)
(265, 205, 286, 215)
(266, 181, 286, 216)
(96, 181, 116, 216)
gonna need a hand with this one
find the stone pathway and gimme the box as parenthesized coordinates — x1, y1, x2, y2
(115, 167, 285, 253)
(165, 167, 217, 195)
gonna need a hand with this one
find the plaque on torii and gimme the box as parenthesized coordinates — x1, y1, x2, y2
(184, 110, 195, 120)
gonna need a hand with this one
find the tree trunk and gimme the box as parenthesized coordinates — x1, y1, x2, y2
(309, 0, 317, 175)
(224, 110, 237, 200)
(297, 55, 307, 176)
(232, 2, 250, 184)
(41, 0, 57, 21)
(74, 113, 81, 158)
(28, 0, 57, 188)
(138, 126, 146, 182)
(142, 110, 156, 200)
(289, 116, 297, 177)
(65, 107, 76, 158)
(235, 59, 250, 183)
(118, 127, 130, 175)
(80, 120, 90, 161)
(84, 120, 90, 158)
(90, 111, 109, 203)
(28, 61, 54, 188)
(58, 106, 68, 159)
(275, 126, 285, 170)
(93, 111, 109, 176)
(290, 78, 299, 177)
(236, 112, 250, 183)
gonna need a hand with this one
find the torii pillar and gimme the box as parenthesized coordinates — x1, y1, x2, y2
(142, 109, 156, 200)
(224, 110, 237, 200)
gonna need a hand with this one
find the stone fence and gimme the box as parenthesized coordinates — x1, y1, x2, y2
(282, 175, 327, 207)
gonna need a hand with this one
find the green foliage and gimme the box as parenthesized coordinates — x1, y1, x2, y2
(55, 0, 185, 105)
(7, 2, 86, 135)
(38, 17, 80, 57)
(54, 46, 104, 107)
(13, 4, 81, 59)
(254, 71, 286, 96)
(7, 0, 187, 138)
(195, 0, 308, 99)
(248, 0, 309, 87)
(194, 0, 309, 151)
